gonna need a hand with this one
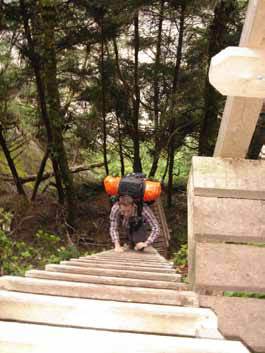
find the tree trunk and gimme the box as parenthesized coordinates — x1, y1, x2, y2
(100, 17, 109, 175)
(167, 3, 185, 208)
(132, 13, 142, 173)
(20, 0, 65, 204)
(113, 37, 140, 173)
(162, 152, 169, 183)
(41, 0, 76, 228)
(116, 114, 125, 176)
(0, 126, 27, 197)
(31, 147, 49, 201)
(198, 0, 237, 156)
(149, 0, 165, 178)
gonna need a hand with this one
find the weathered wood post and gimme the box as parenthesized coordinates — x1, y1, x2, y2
(188, 1, 265, 351)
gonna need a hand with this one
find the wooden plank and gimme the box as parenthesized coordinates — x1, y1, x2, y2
(214, 0, 265, 157)
(26, 270, 186, 290)
(188, 173, 196, 284)
(72, 258, 173, 268)
(214, 96, 263, 158)
(91, 247, 163, 261)
(45, 264, 180, 282)
(154, 199, 171, 244)
(93, 254, 165, 261)
(92, 254, 167, 260)
(92, 248, 161, 257)
(195, 243, 265, 292)
(200, 295, 265, 353)
(239, 0, 265, 47)
(92, 253, 167, 264)
(0, 290, 215, 336)
(193, 196, 265, 243)
(92, 254, 168, 262)
(195, 328, 224, 340)
(191, 156, 265, 199)
(0, 321, 250, 353)
(61, 260, 176, 273)
(209, 47, 265, 97)
(0, 276, 199, 307)
(89, 250, 164, 258)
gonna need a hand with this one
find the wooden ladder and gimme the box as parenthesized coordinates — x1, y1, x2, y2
(0, 247, 250, 352)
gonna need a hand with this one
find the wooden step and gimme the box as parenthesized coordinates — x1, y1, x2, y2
(0, 276, 198, 306)
(91, 256, 169, 265)
(0, 290, 216, 336)
(26, 270, 187, 290)
(93, 248, 161, 254)
(61, 260, 176, 273)
(87, 252, 167, 264)
(0, 321, 250, 353)
(45, 264, 181, 282)
(80, 257, 172, 267)
(93, 249, 164, 259)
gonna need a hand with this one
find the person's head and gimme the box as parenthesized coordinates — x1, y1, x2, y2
(118, 195, 135, 218)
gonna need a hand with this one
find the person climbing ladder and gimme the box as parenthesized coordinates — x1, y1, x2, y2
(104, 174, 161, 252)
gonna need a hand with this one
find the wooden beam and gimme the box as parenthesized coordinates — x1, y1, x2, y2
(209, 47, 265, 98)
(239, 0, 265, 47)
(200, 295, 265, 353)
(195, 242, 265, 292)
(214, 0, 265, 158)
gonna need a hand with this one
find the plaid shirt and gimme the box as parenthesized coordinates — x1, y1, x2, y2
(109, 203, 160, 246)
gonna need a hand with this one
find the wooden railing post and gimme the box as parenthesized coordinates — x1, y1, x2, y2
(188, 156, 265, 352)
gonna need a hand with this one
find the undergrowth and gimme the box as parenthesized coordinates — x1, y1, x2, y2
(0, 208, 92, 276)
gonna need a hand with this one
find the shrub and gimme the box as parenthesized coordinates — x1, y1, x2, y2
(0, 208, 91, 276)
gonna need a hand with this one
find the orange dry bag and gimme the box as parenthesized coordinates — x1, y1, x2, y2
(143, 180, 161, 202)
(103, 174, 161, 202)
(103, 176, 121, 196)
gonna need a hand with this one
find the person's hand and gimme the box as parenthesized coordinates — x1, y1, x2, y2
(134, 242, 148, 251)
(114, 242, 124, 252)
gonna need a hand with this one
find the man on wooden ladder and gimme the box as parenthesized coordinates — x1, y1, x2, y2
(104, 174, 161, 252)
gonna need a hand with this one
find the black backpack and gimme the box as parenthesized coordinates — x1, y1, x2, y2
(118, 173, 145, 201)
(117, 173, 146, 233)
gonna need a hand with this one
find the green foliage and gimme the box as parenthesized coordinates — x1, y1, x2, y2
(0, 207, 12, 231)
(0, 209, 91, 276)
(172, 244, 188, 267)
(0, 229, 34, 275)
(224, 291, 265, 300)
(170, 244, 188, 283)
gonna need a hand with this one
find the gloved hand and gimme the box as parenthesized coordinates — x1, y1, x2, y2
(134, 242, 148, 251)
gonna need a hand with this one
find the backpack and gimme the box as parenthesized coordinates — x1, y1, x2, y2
(104, 173, 161, 204)
(104, 173, 161, 233)
(118, 173, 145, 201)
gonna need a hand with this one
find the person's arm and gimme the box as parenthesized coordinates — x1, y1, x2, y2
(110, 203, 123, 252)
(142, 205, 160, 246)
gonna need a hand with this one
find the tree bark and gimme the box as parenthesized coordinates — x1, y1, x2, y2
(100, 16, 109, 175)
(0, 126, 27, 197)
(116, 115, 125, 176)
(132, 13, 142, 173)
(19, 0, 65, 204)
(167, 3, 185, 207)
(162, 152, 169, 183)
(149, 0, 165, 178)
(31, 147, 49, 201)
(41, 0, 76, 228)
(2, 162, 104, 184)
(198, 0, 237, 156)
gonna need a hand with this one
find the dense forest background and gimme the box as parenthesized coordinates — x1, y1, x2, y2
(1, 0, 257, 274)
